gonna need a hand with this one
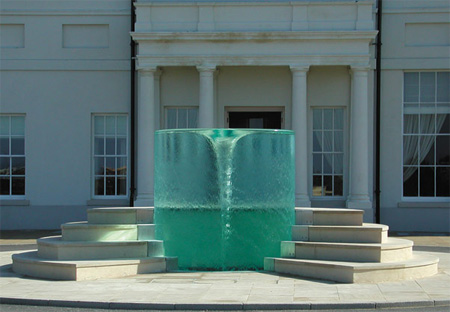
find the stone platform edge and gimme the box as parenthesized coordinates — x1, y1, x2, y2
(1, 297, 449, 310)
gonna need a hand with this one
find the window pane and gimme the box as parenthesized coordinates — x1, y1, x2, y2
(11, 177, 25, 195)
(106, 157, 115, 175)
(11, 116, 24, 135)
(117, 177, 127, 195)
(0, 157, 10, 174)
(313, 110, 322, 130)
(334, 154, 343, 174)
(313, 154, 322, 174)
(11, 138, 24, 155)
(94, 138, 104, 155)
(436, 167, 450, 196)
(403, 136, 418, 165)
(404, 115, 419, 134)
(403, 167, 418, 196)
(0, 116, 10, 135)
(105, 116, 115, 135)
(436, 135, 450, 165)
(420, 114, 435, 134)
(313, 131, 322, 152)
(95, 157, 104, 175)
(167, 109, 177, 129)
(420, 72, 436, 102)
(106, 177, 115, 195)
(0, 138, 9, 155)
(420, 167, 435, 197)
(437, 72, 450, 102)
(334, 109, 343, 130)
(404, 73, 419, 102)
(437, 115, 449, 134)
(0, 177, 10, 195)
(95, 177, 104, 195)
(105, 138, 115, 155)
(11, 157, 25, 175)
(323, 176, 333, 196)
(420, 136, 434, 166)
(94, 116, 104, 135)
(117, 138, 127, 155)
(323, 131, 332, 152)
(178, 109, 188, 128)
(323, 154, 332, 174)
(117, 157, 127, 175)
(188, 109, 198, 128)
(334, 176, 343, 196)
(334, 131, 343, 152)
(117, 116, 127, 135)
(313, 175, 322, 196)
(323, 109, 333, 130)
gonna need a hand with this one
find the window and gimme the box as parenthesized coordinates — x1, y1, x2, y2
(403, 72, 450, 197)
(0, 115, 25, 196)
(93, 115, 128, 197)
(165, 107, 198, 129)
(312, 108, 344, 197)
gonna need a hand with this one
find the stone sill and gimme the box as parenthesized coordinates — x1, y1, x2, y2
(398, 202, 450, 209)
(87, 199, 129, 207)
(0, 199, 30, 206)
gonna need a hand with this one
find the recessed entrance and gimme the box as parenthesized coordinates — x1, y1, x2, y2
(227, 111, 283, 129)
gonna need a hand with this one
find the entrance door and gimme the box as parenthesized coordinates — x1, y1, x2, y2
(228, 111, 282, 129)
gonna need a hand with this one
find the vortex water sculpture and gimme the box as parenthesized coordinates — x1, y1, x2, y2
(154, 129, 295, 270)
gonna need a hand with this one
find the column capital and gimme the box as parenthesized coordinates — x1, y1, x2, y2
(350, 65, 370, 74)
(138, 66, 158, 76)
(197, 64, 217, 73)
(290, 65, 310, 74)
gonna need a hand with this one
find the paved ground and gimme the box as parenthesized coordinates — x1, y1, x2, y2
(0, 233, 449, 310)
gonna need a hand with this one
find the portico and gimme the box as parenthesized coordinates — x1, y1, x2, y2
(132, 0, 377, 220)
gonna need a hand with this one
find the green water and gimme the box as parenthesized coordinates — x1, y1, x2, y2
(154, 129, 295, 270)
(154, 207, 294, 270)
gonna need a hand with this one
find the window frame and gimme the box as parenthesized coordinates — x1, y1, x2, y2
(0, 114, 26, 199)
(91, 114, 129, 199)
(402, 71, 450, 200)
(310, 107, 347, 200)
(164, 107, 199, 129)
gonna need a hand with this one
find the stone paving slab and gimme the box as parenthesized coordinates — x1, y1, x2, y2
(1, 249, 449, 310)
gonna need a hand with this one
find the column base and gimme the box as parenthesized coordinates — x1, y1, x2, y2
(134, 195, 154, 207)
(295, 195, 311, 208)
(346, 197, 373, 222)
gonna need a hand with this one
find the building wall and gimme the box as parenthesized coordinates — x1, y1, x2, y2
(0, 0, 131, 229)
(379, 0, 449, 233)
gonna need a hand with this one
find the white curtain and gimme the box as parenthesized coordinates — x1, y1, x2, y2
(403, 114, 446, 181)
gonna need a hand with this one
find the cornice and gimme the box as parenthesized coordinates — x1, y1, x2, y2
(131, 31, 378, 42)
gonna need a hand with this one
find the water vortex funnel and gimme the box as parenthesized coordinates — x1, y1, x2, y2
(154, 129, 295, 270)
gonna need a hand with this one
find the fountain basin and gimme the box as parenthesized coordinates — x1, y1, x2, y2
(154, 129, 295, 270)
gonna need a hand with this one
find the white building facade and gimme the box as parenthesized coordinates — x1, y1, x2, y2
(0, 0, 449, 233)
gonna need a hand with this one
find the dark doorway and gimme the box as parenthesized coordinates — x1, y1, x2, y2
(228, 111, 282, 129)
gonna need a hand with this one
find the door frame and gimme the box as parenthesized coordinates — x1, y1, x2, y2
(225, 106, 285, 129)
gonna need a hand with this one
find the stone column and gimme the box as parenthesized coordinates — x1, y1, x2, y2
(134, 67, 157, 207)
(347, 66, 372, 217)
(290, 65, 311, 207)
(197, 65, 216, 128)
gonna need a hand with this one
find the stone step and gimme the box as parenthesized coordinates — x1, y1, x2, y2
(281, 238, 413, 263)
(292, 223, 388, 244)
(61, 222, 155, 241)
(87, 207, 154, 225)
(37, 236, 164, 261)
(12, 251, 178, 281)
(295, 207, 363, 226)
(264, 254, 439, 283)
